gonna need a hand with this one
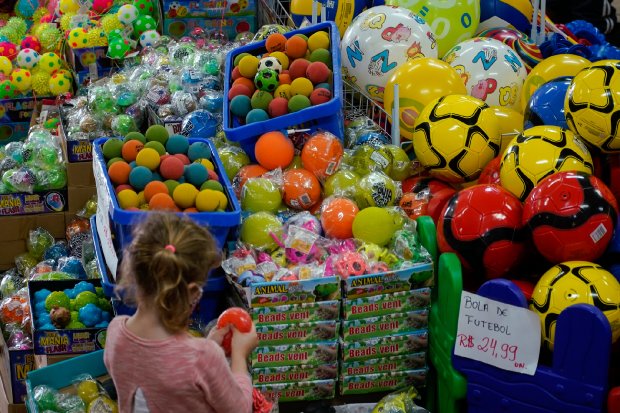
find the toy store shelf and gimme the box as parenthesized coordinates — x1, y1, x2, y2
(257, 0, 294, 28)
(342, 80, 393, 142)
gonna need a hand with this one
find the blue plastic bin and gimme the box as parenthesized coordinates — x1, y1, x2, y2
(93, 137, 241, 251)
(91, 215, 229, 323)
(223, 22, 344, 160)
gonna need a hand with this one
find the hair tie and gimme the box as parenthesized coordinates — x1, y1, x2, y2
(164, 244, 176, 253)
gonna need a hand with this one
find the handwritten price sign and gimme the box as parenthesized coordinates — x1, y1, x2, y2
(454, 291, 541, 375)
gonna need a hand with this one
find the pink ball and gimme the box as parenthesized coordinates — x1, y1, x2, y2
(115, 184, 134, 194)
(268, 97, 289, 117)
(289, 59, 310, 80)
(228, 84, 252, 100)
(207, 169, 219, 181)
(310, 88, 332, 106)
(0, 42, 18, 60)
(92, 0, 113, 13)
(160, 157, 185, 180)
(174, 153, 191, 165)
(306, 62, 330, 84)
(21, 36, 41, 53)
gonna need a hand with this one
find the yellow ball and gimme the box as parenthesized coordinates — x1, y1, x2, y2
(60, 13, 75, 31)
(290, 77, 313, 97)
(49, 71, 72, 95)
(0, 56, 12, 76)
(196, 189, 227, 211)
(39, 52, 62, 74)
(173, 183, 199, 209)
(194, 158, 214, 171)
(68, 28, 89, 49)
(238, 55, 260, 78)
(269, 51, 289, 70)
(101, 14, 123, 35)
(32, 70, 51, 95)
(10, 68, 31, 92)
(136, 148, 160, 170)
(137, 191, 146, 206)
(307, 31, 329, 52)
(117, 189, 139, 209)
(59, 0, 80, 14)
(87, 28, 108, 47)
(274, 84, 291, 100)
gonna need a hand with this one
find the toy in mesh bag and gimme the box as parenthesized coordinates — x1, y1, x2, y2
(371, 386, 429, 413)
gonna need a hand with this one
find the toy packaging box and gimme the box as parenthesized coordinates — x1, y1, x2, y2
(341, 331, 429, 362)
(0, 190, 68, 216)
(0, 330, 34, 404)
(252, 341, 339, 368)
(0, 96, 51, 143)
(256, 320, 339, 345)
(256, 379, 336, 402)
(162, 0, 256, 18)
(341, 353, 427, 376)
(252, 363, 338, 385)
(343, 288, 432, 320)
(251, 300, 340, 324)
(342, 310, 429, 340)
(340, 368, 429, 395)
(163, 15, 256, 40)
(343, 265, 433, 300)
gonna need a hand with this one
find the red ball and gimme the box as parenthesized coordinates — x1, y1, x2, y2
(228, 84, 252, 100)
(399, 177, 455, 224)
(160, 157, 185, 180)
(217, 307, 252, 356)
(309, 88, 331, 106)
(478, 156, 502, 185)
(232, 66, 242, 81)
(207, 169, 219, 181)
(174, 153, 191, 165)
(438, 184, 526, 281)
(282, 168, 321, 209)
(288, 58, 310, 80)
(306, 61, 330, 84)
(268, 97, 289, 117)
(523, 171, 618, 263)
(115, 184, 134, 194)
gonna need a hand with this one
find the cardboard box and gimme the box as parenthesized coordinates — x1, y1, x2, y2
(342, 310, 429, 340)
(252, 363, 337, 385)
(163, 15, 256, 40)
(67, 186, 97, 214)
(340, 368, 428, 395)
(256, 379, 336, 402)
(252, 300, 340, 325)
(29, 279, 110, 355)
(0, 330, 35, 405)
(0, 96, 52, 142)
(343, 265, 434, 300)
(34, 354, 78, 369)
(341, 331, 429, 362)
(67, 161, 95, 188)
(162, 0, 256, 18)
(0, 190, 68, 216)
(341, 353, 427, 376)
(344, 288, 432, 320)
(256, 320, 339, 345)
(252, 341, 338, 368)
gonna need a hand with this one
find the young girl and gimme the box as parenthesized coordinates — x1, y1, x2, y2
(104, 213, 258, 413)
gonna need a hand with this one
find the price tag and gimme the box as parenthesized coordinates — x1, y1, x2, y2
(94, 162, 118, 279)
(454, 291, 541, 375)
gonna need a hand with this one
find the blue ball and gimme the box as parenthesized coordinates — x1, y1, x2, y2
(58, 257, 87, 279)
(43, 242, 69, 263)
(524, 76, 572, 129)
(200, 91, 224, 113)
(129, 161, 137, 168)
(35, 301, 47, 314)
(40, 323, 56, 331)
(184, 163, 209, 186)
(34, 289, 52, 303)
(37, 313, 51, 328)
(166, 134, 190, 155)
(95, 321, 110, 328)
(74, 281, 96, 295)
(79, 303, 102, 327)
(187, 141, 211, 162)
(129, 166, 153, 191)
(315, 82, 331, 91)
(101, 311, 112, 322)
(152, 172, 163, 181)
(246, 109, 269, 124)
(230, 95, 252, 118)
(181, 110, 217, 138)
(64, 288, 78, 299)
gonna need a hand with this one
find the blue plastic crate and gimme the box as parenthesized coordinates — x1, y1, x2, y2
(93, 137, 241, 251)
(223, 21, 344, 160)
(91, 215, 229, 323)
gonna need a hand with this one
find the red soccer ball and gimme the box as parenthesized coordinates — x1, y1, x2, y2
(216, 307, 253, 356)
(478, 155, 502, 185)
(523, 171, 618, 263)
(438, 184, 526, 280)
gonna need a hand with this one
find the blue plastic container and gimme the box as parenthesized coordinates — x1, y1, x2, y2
(93, 137, 241, 251)
(91, 215, 229, 323)
(223, 21, 344, 160)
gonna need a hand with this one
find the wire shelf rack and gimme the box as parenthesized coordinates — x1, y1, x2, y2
(342, 79, 393, 140)
(257, 0, 295, 28)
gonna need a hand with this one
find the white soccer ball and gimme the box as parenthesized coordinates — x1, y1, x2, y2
(16, 48, 40, 69)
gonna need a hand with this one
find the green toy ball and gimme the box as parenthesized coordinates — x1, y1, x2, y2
(352, 207, 396, 247)
(133, 0, 155, 15)
(240, 211, 283, 251)
(356, 171, 399, 209)
(351, 144, 394, 176)
(45, 291, 70, 312)
(323, 169, 359, 198)
(124, 131, 146, 143)
(0, 79, 18, 99)
(254, 68, 279, 93)
(33, 385, 58, 411)
(133, 15, 157, 37)
(66, 320, 86, 329)
(241, 177, 282, 213)
(74, 291, 98, 309)
(145, 124, 169, 145)
(385, 144, 411, 181)
(102, 138, 123, 160)
(217, 145, 249, 180)
(107, 38, 131, 59)
(111, 114, 138, 136)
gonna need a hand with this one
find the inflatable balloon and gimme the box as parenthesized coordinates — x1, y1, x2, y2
(341, 5, 437, 102)
(477, 27, 543, 72)
(478, 0, 533, 34)
(443, 37, 527, 110)
(384, 0, 480, 57)
(383, 57, 466, 140)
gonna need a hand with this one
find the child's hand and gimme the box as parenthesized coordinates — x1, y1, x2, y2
(207, 324, 231, 347)
(230, 322, 259, 359)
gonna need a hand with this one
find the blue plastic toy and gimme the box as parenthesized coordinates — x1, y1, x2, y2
(74, 281, 96, 295)
(78, 303, 102, 328)
(33, 289, 52, 303)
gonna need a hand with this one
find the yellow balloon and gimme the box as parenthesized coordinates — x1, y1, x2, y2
(489, 106, 524, 155)
(520, 54, 590, 112)
(384, 57, 467, 140)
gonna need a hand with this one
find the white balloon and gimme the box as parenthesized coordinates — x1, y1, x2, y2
(442, 37, 527, 110)
(340, 5, 438, 102)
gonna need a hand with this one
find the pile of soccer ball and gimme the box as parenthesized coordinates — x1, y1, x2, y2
(227, 29, 334, 124)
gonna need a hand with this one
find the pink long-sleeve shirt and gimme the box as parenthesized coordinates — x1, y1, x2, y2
(104, 316, 253, 413)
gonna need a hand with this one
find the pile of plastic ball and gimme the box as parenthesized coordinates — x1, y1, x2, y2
(32, 280, 112, 331)
(33, 374, 118, 413)
(0, 50, 73, 98)
(228, 29, 334, 124)
(0, 128, 67, 194)
(101, 126, 230, 212)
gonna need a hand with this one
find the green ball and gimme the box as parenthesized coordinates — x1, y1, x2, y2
(107, 157, 124, 168)
(234, 52, 251, 67)
(133, 15, 157, 37)
(218, 146, 249, 180)
(133, 0, 154, 15)
(66, 320, 86, 329)
(241, 177, 281, 213)
(75, 291, 98, 310)
(201, 180, 224, 192)
(45, 291, 70, 312)
(144, 141, 166, 155)
(323, 169, 359, 198)
(288, 95, 311, 112)
(355, 172, 399, 209)
(95, 287, 104, 297)
(352, 207, 395, 247)
(102, 138, 123, 160)
(70, 311, 79, 321)
(351, 144, 394, 176)
(295, 34, 309, 41)
(124, 131, 146, 143)
(98, 298, 112, 313)
(145, 124, 169, 145)
(251, 90, 273, 111)
(385, 144, 411, 181)
(240, 211, 283, 251)
(164, 179, 180, 196)
(33, 385, 58, 411)
(108, 38, 131, 59)
(309, 48, 331, 67)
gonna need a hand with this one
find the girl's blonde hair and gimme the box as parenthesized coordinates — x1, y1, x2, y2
(118, 213, 221, 333)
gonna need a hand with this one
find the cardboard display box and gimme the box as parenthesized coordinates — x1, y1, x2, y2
(0, 328, 35, 406)
(163, 15, 256, 40)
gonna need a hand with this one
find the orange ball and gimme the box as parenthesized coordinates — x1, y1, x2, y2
(278, 73, 291, 85)
(266, 33, 287, 52)
(184, 207, 199, 213)
(320, 197, 359, 239)
(234, 164, 268, 197)
(144, 181, 169, 203)
(283, 168, 321, 209)
(255, 131, 294, 170)
(233, 77, 256, 94)
(232, 66, 242, 81)
(121, 140, 144, 162)
(285, 36, 307, 59)
(108, 161, 132, 185)
(300, 132, 343, 180)
(399, 192, 428, 220)
(149, 192, 178, 211)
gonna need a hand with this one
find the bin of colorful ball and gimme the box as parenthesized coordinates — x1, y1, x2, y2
(99, 126, 234, 213)
(33, 375, 118, 413)
(31, 280, 112, 331)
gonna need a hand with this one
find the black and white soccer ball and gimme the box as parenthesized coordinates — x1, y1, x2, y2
(258, 56, 283, 74)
